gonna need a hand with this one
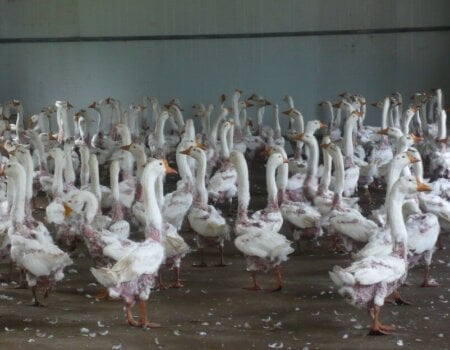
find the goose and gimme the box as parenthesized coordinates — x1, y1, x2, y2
(6, 161, 72, 306)
(162, 139, 195, 230)
(228, 149, 294, 290)
(208, 121, 237, 205)
(182, 146, 230, 267)
(329, 176, 431, 335)
(90, 159, 174, 328)
(55, 101, 73, 143)
(323, 142, 378, 252)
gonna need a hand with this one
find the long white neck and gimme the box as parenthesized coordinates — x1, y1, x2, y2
(220, 126, 230, 159)
(110, 161, 120, 201)
(15, 105, 24, 131)
(193, 150, 208, 207)
(81, 191, 99, 224)
(93, 108, 103, 134)
(330, 148, 345, 200)
(273, 105, 281, 138)
(117, 125, 132, 145)
(28, 131, 47, 171)
(80, 145, 90, 187)
(386, 157, 410, 208)
(266, 155, 281, 208)
(318, 138, 332, 194)
(155, 175, 164, 209)
(232, 152, 250, 219)
(64, 143, 76, 185)
(143, 167, 163, 235)
(156, 114, 168, 147)
(9, 165, 27, 224)
(387, 182, 408, 246)
(52, 153, 65, 196)
(210, 109, 227, 143)
(343, 116, 356, 159)
(437, 109, 447, 140)
(293, 113, 304, 132)
(184, 119, 196, 140)
(21, 151, 34, 201)
(89, 155, 102, 203)
(381, 97, 390, 129)
(176, 142, 193, 184)
(305, 136, 319, 179)
(38, 112, 50, 133)
(227, 125, 234, 151)
(58, 106, 72, 140)
(232, 93, 242, 129)
(134, 147, 147, 180)
(401, 109, 414, 135)
(172, 106, 185, 131)
(257, 106, 265, 128)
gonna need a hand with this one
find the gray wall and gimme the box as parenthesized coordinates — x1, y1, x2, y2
(0, 0, 449, 127)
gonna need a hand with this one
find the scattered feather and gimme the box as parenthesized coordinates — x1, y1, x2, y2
(397, 339, 404, 346)
(99, 330, 109, 336)
(342, 334, 348, 339)
(112, 345, 122, 350)
(173, 330, 181, 336)
(0, 294, 14, 301)
(268, 342, 284, 349)
(4, 327, 14, 332)
(80, 328, 90, 334)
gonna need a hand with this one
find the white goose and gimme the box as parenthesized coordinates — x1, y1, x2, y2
(231, 150, 294, 291)
(182, 146, 230, 266)
(90, 159, 171, 328)
(329, 176, 431, 335)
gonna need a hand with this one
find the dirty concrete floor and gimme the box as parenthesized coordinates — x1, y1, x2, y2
(0, 162, 449, 350)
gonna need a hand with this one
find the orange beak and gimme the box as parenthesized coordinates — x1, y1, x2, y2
(180, 146, 193, 156)
(407, 152, 420, 163)
(48, 133, 58, 141)
(260, 147, 272, 157)
(121, 144, 132, 151)
(283, 157, 289, 164)
(319, 121, 327, 128)
(411, 134, 424, 143)
(416, 179, 432, 192)
(63, 203, 73, 218)
(88, 102, 96, 109)
(0, 165, 5, 177)
(377, 128, 389, 135)
(321, 142, 331, 149)
(282, 109, 293, 116)
(163, 159, 178, 175)
(292, 133, 304, 141)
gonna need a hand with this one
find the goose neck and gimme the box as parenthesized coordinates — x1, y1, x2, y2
(193, 152, 208, 207)
(53, 154, 65, 196)
(10, 166, 27, 224)
(143, 170, 163, 237)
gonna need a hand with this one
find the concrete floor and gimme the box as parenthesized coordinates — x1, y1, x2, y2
(0, 163, 449, 349)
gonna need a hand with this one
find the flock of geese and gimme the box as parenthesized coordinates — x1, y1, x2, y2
(0, 88, 448, 335)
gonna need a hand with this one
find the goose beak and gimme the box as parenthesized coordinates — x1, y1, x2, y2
(292, 133, 304, 141)
(226, 107, 233, 113)
(120, 144, 132, 151)
(195, 141, 206, 150)
(88, 102, 96, 109)
(332, 102, 342, 108)
(0, 166, 5, 177)
(220, 94, 227, 103)
(321, 143, 331, 149)
(319, 121, 327, 128)
(416, 180, 432, 192)
(407, 152, 420, 163)
(411, 134, 424, 143)
(283, 157, 289, 164)
(371, 102, 378, 107)
(377, 128, 389, 135)
(245, 100, 254, 108)
(180, 146, 193, 156)
(264, 100, 272, 106)
(260, 147, 272, 157)
(163, 159, 178, 175)
(48, 133, 58, 141)
(27, 118, 35, 128)
(63, 203, 73, 218)
(67, 102, 74, 109)
(282, 109, 292, 116)
(138, 105, 146, 111)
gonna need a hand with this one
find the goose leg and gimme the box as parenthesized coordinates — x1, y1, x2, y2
(243, 271, 262, 291)
(138, 300, 161, 328)
(421, 265, 439, 287)
(271, 266, 283, 292)
(31, 286, 46, 307)
(368, 305, 395, 335)
(158, 270, 168, 290)
(170, 267, 184, 288)
(215, 245, 229, 267)
(193, 248, 208, 267)
(94, 287, 109, 300)
(126, 302, 139, 326)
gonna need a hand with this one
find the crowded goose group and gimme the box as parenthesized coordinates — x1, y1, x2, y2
(0, 88, 448, 335)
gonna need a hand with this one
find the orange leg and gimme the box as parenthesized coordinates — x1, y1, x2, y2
(126, 302, 139, 326)
(368, 305, 396, 335)
(243, 271, 262, 291)
(271, 266, 283, 292)
(170, 267, 184, 288)
(138, 300, 161, 328)
(421, 265, 439, 287)
(32, 286, 46, 307)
